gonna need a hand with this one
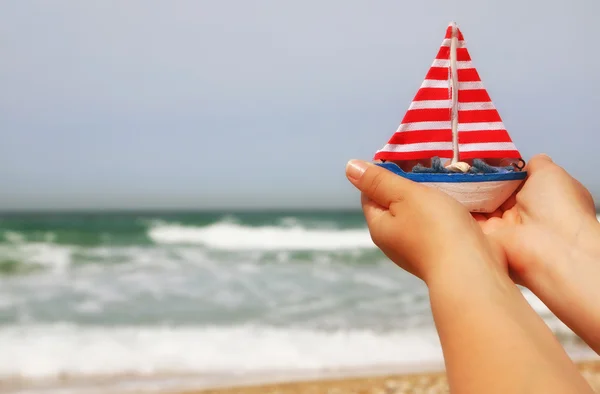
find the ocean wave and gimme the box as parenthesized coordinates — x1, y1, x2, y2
(0, 242, 171, 275)
(147, 221, 375, 250)
(0, 241, 74, 274)
(0, 243, 384, 277)
(0, 320, 592, 386)
(0, 323, 443, 381)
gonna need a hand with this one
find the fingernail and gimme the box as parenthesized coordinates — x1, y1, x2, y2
(346, 160, 369, 181)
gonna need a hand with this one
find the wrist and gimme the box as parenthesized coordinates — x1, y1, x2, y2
(528, 240, 600, 353)
(424, 251, 511, 295)
(509, 216, 600, 285)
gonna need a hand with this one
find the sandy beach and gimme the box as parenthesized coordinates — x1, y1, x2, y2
(185, 359, 600, 394)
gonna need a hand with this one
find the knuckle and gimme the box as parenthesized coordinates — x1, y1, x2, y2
(365, 169, 407, 205)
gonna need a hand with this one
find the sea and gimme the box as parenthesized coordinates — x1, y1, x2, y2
(0, 210, 597, 393)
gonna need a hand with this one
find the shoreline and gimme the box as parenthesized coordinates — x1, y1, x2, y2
(188, 358, 600, 394)
(0, 362, 445, 394)
(2, 357, 599, 394)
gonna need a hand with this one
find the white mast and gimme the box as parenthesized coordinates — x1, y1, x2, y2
(449, 22, 460, 165)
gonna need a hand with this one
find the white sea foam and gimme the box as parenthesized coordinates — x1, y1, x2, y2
(0, 242, 189, 274)
(0, 321, 594, 390)
(148, 221, 375, 250)
(0, 241, 73, 273)
(0, 324, 443, 381)
(148, 214, 600, 251)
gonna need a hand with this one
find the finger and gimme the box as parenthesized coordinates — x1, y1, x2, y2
(524, 153, 554, 173)
(346, 159, 421, 209)
(480, 216, 504, 234)
(501, 207, 521, 225)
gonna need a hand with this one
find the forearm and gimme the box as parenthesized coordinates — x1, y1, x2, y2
(427, 258, 594, 394)
(523, 228, 600, 354)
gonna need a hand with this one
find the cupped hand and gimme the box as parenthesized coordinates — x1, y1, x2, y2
(345, 159, 506, 284)
(476, 154, 597, 248)
(345, 158, 599, 394)
(474, 154, 600, 353)
(474, 154, 600, 279)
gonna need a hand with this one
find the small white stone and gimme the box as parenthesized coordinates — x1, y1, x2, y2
(445, 161, 471, 173)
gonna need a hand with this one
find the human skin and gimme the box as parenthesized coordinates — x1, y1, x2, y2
(473, 154, 600, 355)
(345, 159, 595, 394)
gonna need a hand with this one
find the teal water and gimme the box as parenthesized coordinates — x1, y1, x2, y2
(0, 210, 367, 246)
(0, 210, 591, 389)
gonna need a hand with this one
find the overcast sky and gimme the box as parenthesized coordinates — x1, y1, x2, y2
(0, 0, 598, 210)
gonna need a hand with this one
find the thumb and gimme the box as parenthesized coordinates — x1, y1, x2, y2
(345, 159, 422, 209)
(525, 153, 554, 173)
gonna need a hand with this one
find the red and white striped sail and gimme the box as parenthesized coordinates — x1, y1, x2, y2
(374, 23, 521, 162)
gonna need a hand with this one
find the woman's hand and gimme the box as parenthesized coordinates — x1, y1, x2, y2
(345, 159, 505, 284)
(475, 154, 600, 354)
(476, 154, 599, 264)
(345, 158, 595, 393)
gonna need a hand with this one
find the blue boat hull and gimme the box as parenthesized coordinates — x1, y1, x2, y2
(375, 162, 527, 212)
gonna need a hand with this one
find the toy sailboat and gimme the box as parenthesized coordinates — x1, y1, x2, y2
(374, 22, 526, 213)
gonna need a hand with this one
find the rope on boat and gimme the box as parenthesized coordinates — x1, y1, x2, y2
(411, 157, 515, 174)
